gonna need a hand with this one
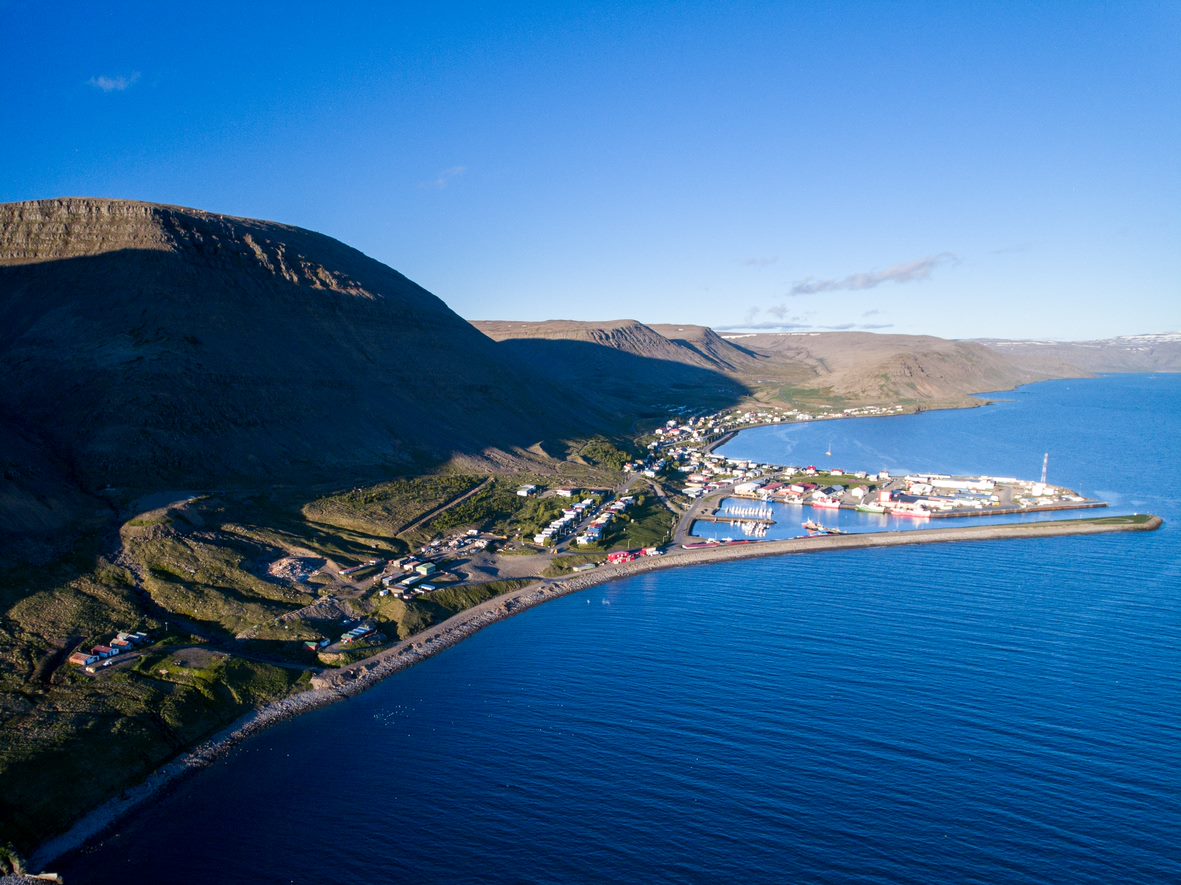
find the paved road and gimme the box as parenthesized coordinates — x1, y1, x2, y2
(672, 488, 733, 546)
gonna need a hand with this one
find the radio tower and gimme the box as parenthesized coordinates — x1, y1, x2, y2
(1041, 452, 1049, 485)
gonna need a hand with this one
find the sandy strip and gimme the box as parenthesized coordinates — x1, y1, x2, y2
(29, 514, 1161, 871)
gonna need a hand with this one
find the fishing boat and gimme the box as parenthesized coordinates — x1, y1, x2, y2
(812, 497, 841, 510)
(889, 506, 931, 520)
(803, 519, 844, 535)
(855, 502, 886, 514)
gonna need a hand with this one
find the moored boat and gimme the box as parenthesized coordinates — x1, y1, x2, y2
(889, 507, 931, 520)
(802, 519, 844, 535)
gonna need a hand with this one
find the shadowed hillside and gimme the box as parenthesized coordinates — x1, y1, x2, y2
(475, 320, 751, 418)
(475, 320, 1044, 410)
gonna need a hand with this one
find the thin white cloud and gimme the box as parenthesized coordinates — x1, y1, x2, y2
(790, 252, 958, 296)
(420, 166, 467, 190)
(742, 256, 779, 268)
(716, 321, 895, 332)
(88, 72, 140, 93)
(767, 304, 805, 322)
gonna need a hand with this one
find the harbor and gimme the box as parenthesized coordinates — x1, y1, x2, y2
(683, 452, 1110, 543)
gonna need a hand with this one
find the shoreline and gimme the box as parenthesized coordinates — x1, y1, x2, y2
(697, 392, 1005, 458)
(31, 512, 1163, 871)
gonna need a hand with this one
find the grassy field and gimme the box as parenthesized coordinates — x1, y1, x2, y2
(783, 471, 878, 488)
(417, 477, 602, 541)
(302, 474, 485, 537)
(543, 553, 606, 576)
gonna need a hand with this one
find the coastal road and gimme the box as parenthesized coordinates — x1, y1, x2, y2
(672, 488, 737, 547)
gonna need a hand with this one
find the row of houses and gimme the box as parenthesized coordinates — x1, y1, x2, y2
(339, 623, 375, 645)
(574, 495, 636, 546)
(69, 630, 151, 668)
(380, 557, 438, 585)
(534, 498, 597, 546)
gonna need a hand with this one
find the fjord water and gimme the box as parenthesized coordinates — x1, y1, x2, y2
(62, 376, 1180, 884)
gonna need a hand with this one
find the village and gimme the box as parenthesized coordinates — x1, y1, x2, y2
(645, 403, 909, 452)
(62, 403, 1103, 677)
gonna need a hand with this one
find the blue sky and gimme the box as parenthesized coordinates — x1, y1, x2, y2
(2, 1, 1178, 339)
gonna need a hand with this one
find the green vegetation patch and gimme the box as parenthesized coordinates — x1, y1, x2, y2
(576, 493, 676, 552)
(575, 436, 633, 471)
(785, 471, 877, 488)
(304, 474, 485, 537)
(544, 553, 606, 577)
(422, 479, 532, 536)
(129, 531, 314, 637)
(0, 653, 304, 855)
(427, 580, 529, 615)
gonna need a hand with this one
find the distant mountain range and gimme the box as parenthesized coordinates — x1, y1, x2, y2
(976, 332, 1181, 375)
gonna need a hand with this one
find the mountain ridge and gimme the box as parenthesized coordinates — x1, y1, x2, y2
(476, 321, 1049, 407)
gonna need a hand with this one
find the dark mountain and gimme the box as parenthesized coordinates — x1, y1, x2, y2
(473, 320, 752, 416)
(0, 199, 634, 557)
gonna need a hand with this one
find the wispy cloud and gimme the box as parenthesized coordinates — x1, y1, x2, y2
(88, 72, 140, 92)
(716, 321, 895, 332)
(766, 304, 804, 322)
(742, 256, 778, 268)
(789, 252, 958, 296)
(420, 166, 467, 190)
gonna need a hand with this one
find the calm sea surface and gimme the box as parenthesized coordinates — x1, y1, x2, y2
(61, 375, 1181, 884)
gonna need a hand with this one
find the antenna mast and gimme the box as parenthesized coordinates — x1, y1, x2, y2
(1041, 452, 1049, 485)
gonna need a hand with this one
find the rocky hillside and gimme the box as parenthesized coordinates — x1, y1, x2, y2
(0, 200, 621, 559)
(730, 331, 1044, 405)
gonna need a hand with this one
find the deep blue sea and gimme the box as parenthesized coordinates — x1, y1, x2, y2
(60, 375, 1181, 884)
